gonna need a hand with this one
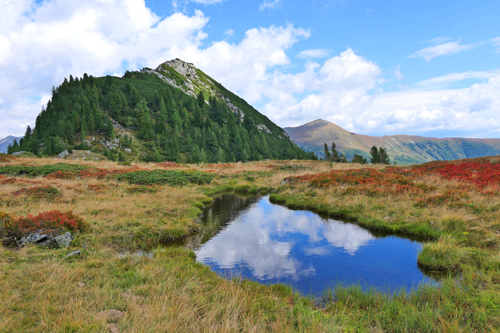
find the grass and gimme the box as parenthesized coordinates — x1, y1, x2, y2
(1, 156, 500, 331)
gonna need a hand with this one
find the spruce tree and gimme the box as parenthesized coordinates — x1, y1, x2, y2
(331, 141, 340, 162)
(379, 148, 391, 165)
(324, 143, 331, 161)
(369, 146, 380, 164)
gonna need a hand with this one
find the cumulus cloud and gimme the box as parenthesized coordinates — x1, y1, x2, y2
(336, 73, 500, 136)
(259, 0, 283, 11)
(409, 40, 477, 61)
(297, 48, 330, 59)
(0, 0, 213, 137)
(0, 0, 309, 138)
(259, 48, 382, 126)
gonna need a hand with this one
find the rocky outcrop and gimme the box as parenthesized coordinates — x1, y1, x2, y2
(99, 138, 120, 151)
(156, 59, 198, 78)
(58, 150, 69, 159)
(11, 151, 27, 157)
(141, 68, 183, 90)
(13, 231, 74, 248)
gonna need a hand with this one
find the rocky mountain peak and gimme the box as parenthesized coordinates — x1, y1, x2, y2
(156, 58, 198, 78)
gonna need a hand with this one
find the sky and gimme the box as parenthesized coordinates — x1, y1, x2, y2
(1, 0, 499, 139)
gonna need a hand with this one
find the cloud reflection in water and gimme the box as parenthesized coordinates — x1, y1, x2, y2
(196, 196, 374, 281)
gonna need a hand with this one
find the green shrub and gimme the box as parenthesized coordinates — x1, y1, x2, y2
(12, 186, 62, 201)
(113, 169, 214, 186)
(0, 163, 90, 177)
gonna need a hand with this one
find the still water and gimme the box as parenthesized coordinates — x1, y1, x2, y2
(184, 194, 437, 296)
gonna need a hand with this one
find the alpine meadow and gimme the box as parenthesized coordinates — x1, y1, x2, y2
(2, 0, 500, 332)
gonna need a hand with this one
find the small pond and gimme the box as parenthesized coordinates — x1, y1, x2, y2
(183, 194, 438, 296)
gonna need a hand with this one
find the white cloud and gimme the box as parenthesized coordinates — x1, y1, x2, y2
(223, 28, 234, 38)
(331, 73, 500, 136)
(394, 64, 403, 80)
(259, 0, 283, 11)
(410, 40, 477, 61)
(0, 0, 315, 138)
(0, 0, 217, 138)
(414, 70, 500, 89)
(297, 48, 330, 59)
(259, 48, 382, 126)
(492, 37, 500, 52)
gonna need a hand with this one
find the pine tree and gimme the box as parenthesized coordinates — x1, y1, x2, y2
(324, 143, 331, 161)
(172, 108, 183, 128)
(136, 99, 154, 140)
(199, 148, 207, 163)
(118, 151, 126, 162)
(352, 154, 368, 164)
(197, 91, 205, 108)
(109, 92, 123, 119)
(331, 141, 340, 162)
(379, 148, 391, 165)
(369, 146, 380, 164)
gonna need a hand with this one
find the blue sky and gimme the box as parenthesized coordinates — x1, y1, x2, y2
(0, 0, 499, 139)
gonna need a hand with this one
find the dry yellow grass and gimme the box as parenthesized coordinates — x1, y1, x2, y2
(2, 156, 500, 331)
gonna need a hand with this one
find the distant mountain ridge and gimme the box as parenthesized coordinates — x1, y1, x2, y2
(284, 119, 500, 165)
(0, 136, 22, 154)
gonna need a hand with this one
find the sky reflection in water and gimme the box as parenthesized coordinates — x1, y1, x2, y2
(191, 194, 436, 296)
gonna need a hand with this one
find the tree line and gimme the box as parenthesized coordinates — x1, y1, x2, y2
(8, 70, 317, 163)
(323, 142, 393, 165)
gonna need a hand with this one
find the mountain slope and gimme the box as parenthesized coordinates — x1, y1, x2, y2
(0, 136, 23, 154)
(285, 119, 500, 165)
(11, 59, 315, 162)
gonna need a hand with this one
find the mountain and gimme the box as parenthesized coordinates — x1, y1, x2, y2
(0, 136, 23, 154)
(284, 119, 500, 165)
(11, 59, 315, 162)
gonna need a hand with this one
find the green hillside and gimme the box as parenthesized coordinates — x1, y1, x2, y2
(9, 59, 315, 163)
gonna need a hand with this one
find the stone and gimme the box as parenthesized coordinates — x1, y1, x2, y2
(53, 232, 74, 248)
(124, 148, 132, 153)
(17, 233, 47, 247)
(58, 150, 69, 159)
(77, 282, 85, 288)
(65, 250, 81, 258)
(98, 309, 126, 322)
(11, 151, 27, 157)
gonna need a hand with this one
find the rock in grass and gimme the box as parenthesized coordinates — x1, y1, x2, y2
(17, 233, 48, 247)
(53, 232, 74, 248)
(65, 250, 81, 258)
(58, 150, 69, 159)
(11, 151, 27, 157)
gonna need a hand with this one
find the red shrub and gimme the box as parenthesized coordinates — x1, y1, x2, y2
(3, 210, 89, 237)
(0, 176, 16, 184)
(87, 184, 107, 192)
